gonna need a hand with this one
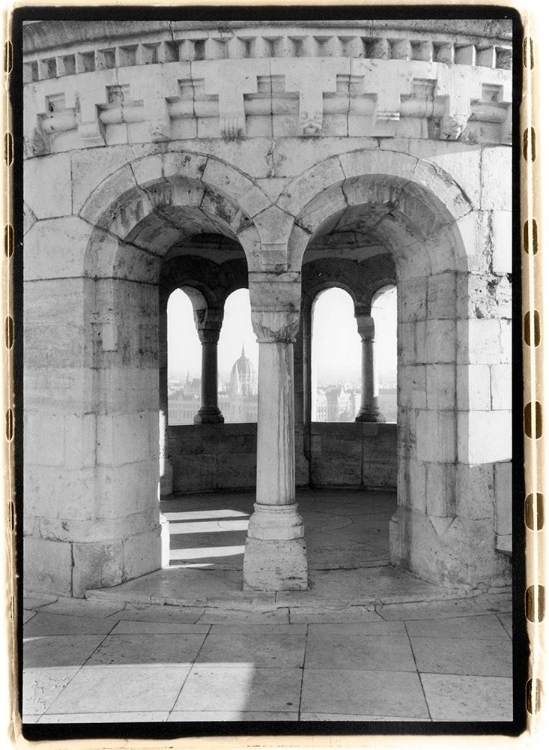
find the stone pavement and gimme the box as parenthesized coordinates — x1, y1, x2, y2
(22, 490, 514, 724)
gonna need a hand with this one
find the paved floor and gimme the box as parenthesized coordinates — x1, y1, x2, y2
(22, 490, 514, 725)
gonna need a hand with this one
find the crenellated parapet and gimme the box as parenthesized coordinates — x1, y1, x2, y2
(23, 20, 512, 155)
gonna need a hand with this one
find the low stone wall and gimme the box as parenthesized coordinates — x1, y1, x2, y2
(168, 422, 398, 494)
(310, 422, 397, 489)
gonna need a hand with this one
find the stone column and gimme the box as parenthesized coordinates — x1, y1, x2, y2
(193, 307, 224, 424)
(355, 313, 386, 423)
(159, 293, 173, 495)
(243, 293, 308, 590)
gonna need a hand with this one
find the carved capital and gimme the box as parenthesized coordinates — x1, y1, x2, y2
(193, 307, 224, 343)
(251, 309, 300, 344)
(355, 314, 375, 342)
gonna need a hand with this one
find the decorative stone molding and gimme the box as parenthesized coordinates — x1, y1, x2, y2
(23, 22, 512, 84)
(24, 55, 512, 153)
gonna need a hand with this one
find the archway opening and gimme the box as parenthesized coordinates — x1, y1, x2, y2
(167, 288, 203, 425)
(311, 287, 361, 423)
(218, 288, 258, 424)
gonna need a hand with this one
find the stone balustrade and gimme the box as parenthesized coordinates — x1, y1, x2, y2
(24, 55, 512, 155)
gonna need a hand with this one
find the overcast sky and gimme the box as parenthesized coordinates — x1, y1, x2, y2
(168, 286, 397, 384)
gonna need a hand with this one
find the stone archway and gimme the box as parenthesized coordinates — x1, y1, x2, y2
(43, 151, 262, 596)
(281, 155, 511, 589)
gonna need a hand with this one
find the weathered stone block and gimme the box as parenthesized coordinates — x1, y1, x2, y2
(130, 153, 163, 187)
(458, 319, 504, 365)
(24, 152, 72, 219)
(97, 412, 155, 466)
(426, 272, 456, 320)
(480, 146, 512, 210)
(64, 413, 96, 468)
(426, 364, 456, 410)
(24, 465, 95, 521)
(398, 278, 427, 323)
(172, 454, 217, 493)
(456, 364, 491, 411)
(24, 537, 72, 597)
(277, 155, 346, 217)
(398, 365, 426, 409)
(398, 459, 426, 512)
(457, 411, 512, 464)
(456, 463, 495, 520)
(416, 410, 456, 463)
(495, 461, 512, 537)
(123, 526, 162, 583)
(72, 540, 124, 597)
(491, 364, 512, 410)
(216, 452, 257, 489)
(96, 460, 159, 518)
(390, 508, 511, 588)
(339, 147, 416, 184)
(24, 412, 65, 466)
(425, 462, 456, 518)
(425, 320, 456, 364)
(243, 537, 307, 591)
(491, 211, 513, 274)
(78, 163, 137, 227)
(407, 138, 482, 209)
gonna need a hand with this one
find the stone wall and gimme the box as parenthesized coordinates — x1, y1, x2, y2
(168, 422, 397, 494)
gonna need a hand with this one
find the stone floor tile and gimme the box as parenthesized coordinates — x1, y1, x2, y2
(199, 608, 289, 624)
(290, 607, 382, 624)
(300, 713, 429, 721)
(110, 620, 211, 635)
(209, 623, 307, 634)
(23, 667, 80, 716)
(23, 611, 36, 624)
(308, 621, 406, 636)
(24, 635, 106, 669)
(196, 631, 306, 668)
(421, 673, 514, 721)
(294, 567, 445, 604)
(24, 613, 116, 637)
(102, 605, 205, 625)
(377, 593, 512, 621)
(305, 633, 416, 672)
(38, 711, 169, 723)
(410, 635, 512, 677)
(300, 669, 429, 719)
(39, 598, 125, 619)
(168, 711, 299, 721)
(405, 614, 510, 641)
(497, 612, 513, 637)
(23, 594, 58, 610)
(44, 665, 191, 714)
(85, 633, 207, 666)
(173, 666, 302, 713)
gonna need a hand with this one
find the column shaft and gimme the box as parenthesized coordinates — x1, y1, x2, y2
(355, 314, 386, 423)
(243, 302, 307, 591)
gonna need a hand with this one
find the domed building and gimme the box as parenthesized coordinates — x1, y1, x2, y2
(229, 347, 256, 399)
(221, 347, 258, 423)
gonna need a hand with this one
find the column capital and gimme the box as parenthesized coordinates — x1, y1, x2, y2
(355, 313, 375, 342)
(193, 307, 224, 344)
(252, 309, 300, 343)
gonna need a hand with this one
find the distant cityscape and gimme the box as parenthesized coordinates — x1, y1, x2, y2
(168, 351, 396, 424)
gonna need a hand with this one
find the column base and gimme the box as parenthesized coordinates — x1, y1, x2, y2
(243, 502, 308, 591)
(194, 408, 224, 424)
(355, 408, 387, 423)
(243, 537, 308, 591)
